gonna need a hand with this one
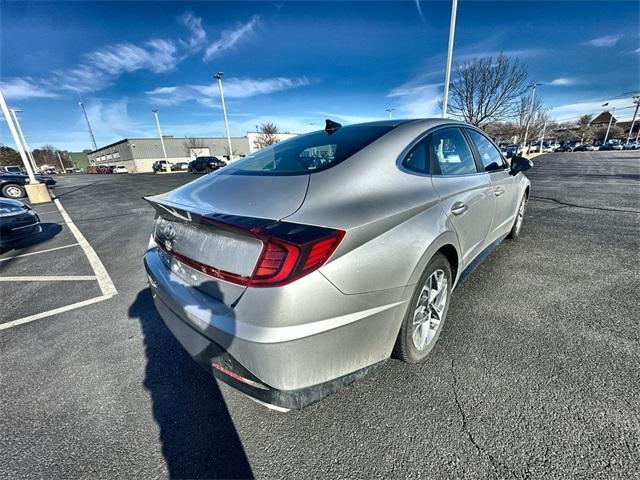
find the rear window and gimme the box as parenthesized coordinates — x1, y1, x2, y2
(224, 125, 394, 175)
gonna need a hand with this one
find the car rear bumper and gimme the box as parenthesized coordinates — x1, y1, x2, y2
(143, 247, 406, 409)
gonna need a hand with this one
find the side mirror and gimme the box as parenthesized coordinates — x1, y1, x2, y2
(509, 156, 533, 175)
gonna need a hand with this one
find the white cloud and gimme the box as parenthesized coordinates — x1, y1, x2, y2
(550, 98, 634, 122)
(584, 35, 622, 47)
(316, 112, 382, 124)
(415, 0, 424, 19)
(0, 77, 59, 100)
(146, 76, 312, 107)
(204, 15, 261, 61)
(179, 12, 207, 52)
(547, 77, 579, 86)
(386, 81, 442, 118)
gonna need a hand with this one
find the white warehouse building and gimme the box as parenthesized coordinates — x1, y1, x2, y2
(87, 132, 297, 173)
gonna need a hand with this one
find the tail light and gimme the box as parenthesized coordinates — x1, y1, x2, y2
(155, 213, 344, 288)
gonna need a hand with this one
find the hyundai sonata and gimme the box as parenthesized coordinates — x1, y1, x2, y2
(143, 118, 532, 410)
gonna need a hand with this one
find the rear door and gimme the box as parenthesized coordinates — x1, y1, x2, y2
(465, 128, 518, 241)
(428, 127, 495, 267)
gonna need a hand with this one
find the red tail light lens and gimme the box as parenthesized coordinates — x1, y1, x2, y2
(153, 209, 345, 288)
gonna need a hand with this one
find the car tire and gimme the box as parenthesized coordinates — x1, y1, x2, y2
(2, 183, 26, 199)
(393, 253, 452, 364)
(507, 192, 528, 240)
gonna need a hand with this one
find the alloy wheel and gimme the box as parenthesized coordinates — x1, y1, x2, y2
(412, 269, 448, 351)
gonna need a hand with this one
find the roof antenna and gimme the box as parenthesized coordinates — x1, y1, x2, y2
(325, 119, 342, 134)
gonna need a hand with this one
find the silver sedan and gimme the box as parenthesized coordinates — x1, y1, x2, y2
(144, 118, 532, 410)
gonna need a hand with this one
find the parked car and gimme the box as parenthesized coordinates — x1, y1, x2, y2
(554, 144, 573, 152)
(113, 165, 128, 174)
(0, 173, 56, 199)
(0, 166, 24, 174)
(573, 144, 595, 152)
(623, 141, 639, 150)
(152, 160, 170, 173)
(144, 119, 533, 410)
(0, 198, 41, 248)
(171, 162, 189, 171)
(188, 156, 227, 173)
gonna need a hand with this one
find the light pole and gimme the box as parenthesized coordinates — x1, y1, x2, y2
(9, 108, 39, 174)
(521, 82, 542, 155)
(626, 96, 640, 145)
(441, 0, 458, 118)
(0, 89, 37, 184)
(77, 93, 98, 153)
(152, 109, 169, 164)
(602, 103, 615, 146)
(214, 72, 234, 161)
(539, 120, 547, 153)
(385, 107, 395, 120)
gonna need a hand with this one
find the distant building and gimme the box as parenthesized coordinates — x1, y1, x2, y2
(590, 111, 615, 127)
(87, 133, 298, 173)
(590, 111, 639, 138)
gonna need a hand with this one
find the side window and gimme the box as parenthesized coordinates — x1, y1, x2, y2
(467, 129, 507, 172)
(429, 128, 478, 175)
(402, 141, 428, 173)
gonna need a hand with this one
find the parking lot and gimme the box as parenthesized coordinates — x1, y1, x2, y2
(1, 152, 638, 479)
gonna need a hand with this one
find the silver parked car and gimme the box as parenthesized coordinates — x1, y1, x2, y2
(144, 119, 532, 410)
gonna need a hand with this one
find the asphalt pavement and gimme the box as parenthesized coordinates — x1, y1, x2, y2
(1, 153, 638, 479)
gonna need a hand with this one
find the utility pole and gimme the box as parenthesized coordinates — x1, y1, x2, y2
(9, 108, 39, 174)
(521, 82, 542, 155)
(77, 93, 98, 153)
(0, 89, 37, 184)
(214, 72, 234, 161)
(385, 107, 395, 120)
(626, 96, 640, 145)
(152, 109, 169, 164)
(602, 103, 615, 146)
(441, 0, 458, 119)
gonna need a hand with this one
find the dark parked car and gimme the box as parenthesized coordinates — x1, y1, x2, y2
(171, 162, 189, 171)
(554, 145, 573, 152)
(188, 156, 227, 173)
(0, 198, 41, 248)
(573, 144, 594, 152)
(152, 160, 170, 173)
(0, 173, 56, 199)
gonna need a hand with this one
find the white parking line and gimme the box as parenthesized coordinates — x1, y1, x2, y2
(0, 294, 114, 331)
(0, 243, 79, 262)
(53, 198, 117, 296)
(0, 275, 96, 281)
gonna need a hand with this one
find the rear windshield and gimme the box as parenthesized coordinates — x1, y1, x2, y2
(224, 125, 394, 175)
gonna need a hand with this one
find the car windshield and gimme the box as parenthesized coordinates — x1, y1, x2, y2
(224, 125, 394, 175)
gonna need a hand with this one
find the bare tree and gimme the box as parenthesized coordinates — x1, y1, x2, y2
(514, 95, 548, 143)
(483, 122, 519, 144)
(592, 125, 624, 143)
(448, 54, 529, 126)
(253, 122, 280, 150)
(577, 115, 593, 143)
(0, 145, 21, 167)
(183, 137, 207, 158)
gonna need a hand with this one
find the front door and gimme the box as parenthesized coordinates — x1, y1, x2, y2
(428, 127, 495, 267)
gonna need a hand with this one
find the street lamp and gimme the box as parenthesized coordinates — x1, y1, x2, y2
(441, 0, 458, 118)
(385, 107, 395, 120)
(602, 103, 615, 146)
(152, 109, 169, 164)
(9, 108, 39, 174)
(77, 93, 98, 152)
(214, 72, 234, 161)
(521, 82, 543, 155)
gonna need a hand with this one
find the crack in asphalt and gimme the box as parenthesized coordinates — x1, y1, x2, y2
(530, 196, 640, 214)
(450, 359, 519, 479)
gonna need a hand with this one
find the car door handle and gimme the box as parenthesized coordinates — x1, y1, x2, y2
(494, 187, 505, 197)
(451, 202, 468, 215)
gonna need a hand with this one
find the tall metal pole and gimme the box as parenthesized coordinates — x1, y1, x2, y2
(214, 72, 234, 161)
(386, 107, 394, 120)
(602, 103, 615, 145)
(77, 93, 98, 152)
(56, 151, 66, 174)
(441, 0, 458, 118)
(10, 108, 39, 174)
(539, 120, 547, 153)
(521, 83, 541, 155)
(0, 89, 37, 183)
(152, 109, 169, 163)
(626, 97, 640, 145)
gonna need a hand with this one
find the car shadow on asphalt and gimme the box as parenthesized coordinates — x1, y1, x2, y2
(0, 222, 62, 257)
(129, 288, 253, 479)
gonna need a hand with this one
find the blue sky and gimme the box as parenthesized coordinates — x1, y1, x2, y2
(1, 1, 638, 151)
